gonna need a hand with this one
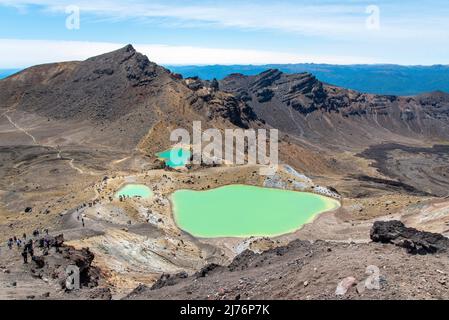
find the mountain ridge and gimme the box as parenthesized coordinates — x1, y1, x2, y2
(219, 68, 449, 150)
(4, 63, 449, 96)
(3, 45, 449, 155)
(0, 45, 258, 153)
(167, 64, 449, 96)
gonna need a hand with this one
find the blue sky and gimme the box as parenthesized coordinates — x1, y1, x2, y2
(1, 0, 448, 67)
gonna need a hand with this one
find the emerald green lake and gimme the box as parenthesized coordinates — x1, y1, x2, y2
(115, 184, 153, 199)
(156, 148, 191, 168)
(172, 185, 340, 238)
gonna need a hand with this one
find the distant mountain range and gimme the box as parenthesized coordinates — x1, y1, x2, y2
(167, 64, 449, 96)
(0, 69, 21, 79)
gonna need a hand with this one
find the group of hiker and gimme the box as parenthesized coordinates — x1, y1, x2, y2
(6, 228, 51, 264)
(118, 195, 132, 202)
(76, 211, 86, 228)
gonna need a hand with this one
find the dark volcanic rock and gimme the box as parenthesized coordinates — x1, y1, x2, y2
(252, 69, 282, 89)
(125, 283, 151, 298)
(66, 247, 98, 286)
(208, 94, 258, 129)
(185, 76, 203, 91)
(194, 263, 222, 278)
(32, 256, 45, 269)
(370, 220, 449, 254)
(256, 88, 274, 103)
(210, 78, 219, 91)
(227, 250, 258, 271)
(355, 175, 432, 196)
(88, 287, 112, 300)
(150, 271, 189, 290)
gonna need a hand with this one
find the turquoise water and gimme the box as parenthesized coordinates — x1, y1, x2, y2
(115, 184, 153, 198)
(157, 148, 191, 168)
(172, 184, 340, 238)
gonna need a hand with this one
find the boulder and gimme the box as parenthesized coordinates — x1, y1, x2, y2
(256, 88, 274, 103)
(195, 263, 221, 278)
(32, 256, 45, 269)
(210, 78, 219, 91)
(335, 276, 357, 295)
(150, 272, 189, 290)
(370, 220, 449, 254)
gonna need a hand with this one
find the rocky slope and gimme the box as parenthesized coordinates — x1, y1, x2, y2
(0, 45, 257, 153)
(126, 221, 449, 300)
(0, 233, 111, 300)
(220, 69, 449, 149)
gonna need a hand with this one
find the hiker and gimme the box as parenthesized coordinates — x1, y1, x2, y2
(42, 239, 50, 256)
(22, 233, 27, 240)
(16, 238, 22, 248)
(81, 217, 85, 228)
(26, 239, 34, 257)
(7, 238, 13, 250)
(22, 249, 28, 264)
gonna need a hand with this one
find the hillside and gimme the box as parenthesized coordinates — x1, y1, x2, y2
(126, 222, 449, 300)
(220, 69, 449, 149)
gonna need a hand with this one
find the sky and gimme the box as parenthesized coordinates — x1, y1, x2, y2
(0, 0, 449, 68)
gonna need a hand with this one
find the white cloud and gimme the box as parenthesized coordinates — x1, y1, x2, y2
(1, 0, 447, 40)
(0, 39, 382, 68)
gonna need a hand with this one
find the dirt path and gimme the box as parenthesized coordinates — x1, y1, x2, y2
(112, 156, 131, 165)
(3, 112, 97, 176)
(4, 114, 38, 144)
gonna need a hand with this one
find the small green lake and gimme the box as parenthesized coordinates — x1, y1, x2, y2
(115, 184, 153, 199)
(172, 184, 340, 238)
(156, 147, 191, 168)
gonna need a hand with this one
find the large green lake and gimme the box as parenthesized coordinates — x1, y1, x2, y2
(172, 184, 340, 238)
(115, 184, 153, 199)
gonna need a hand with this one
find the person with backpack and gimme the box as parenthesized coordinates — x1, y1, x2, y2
(29, 240, 34, 257)
(7, 238, 13, 250)
(21, 248, 28, 264)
